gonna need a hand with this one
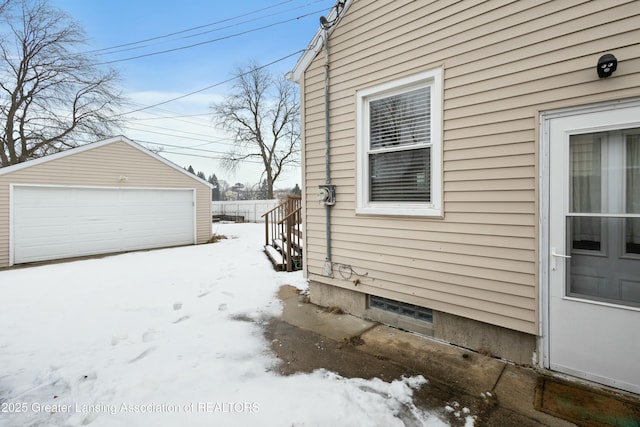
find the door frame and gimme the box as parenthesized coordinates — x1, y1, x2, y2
(539, 97, 640, 372)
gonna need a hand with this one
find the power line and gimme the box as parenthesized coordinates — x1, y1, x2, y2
(94, 10, 323, 66)
(116, 49, 304, 116)
(180, 1, 325, 41)
(6, 2, 314, 178)
(150, 141, 236, 157)
(146, 146, 265, 166)
(128, 122, 245, 149)
(88, 0, 297, 54)
(129, 113, 212, 121)
(96, 1, 326, 57)
(127, 104, 214, 126)
(160, 150, 264, 168)
(80, 3, 331, 123)
(129, 122, 219, 140)
(126, 125, 239, 147)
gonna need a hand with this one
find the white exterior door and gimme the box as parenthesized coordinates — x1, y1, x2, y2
(12, 186, 196, 264)
(544, 101, 640, 394)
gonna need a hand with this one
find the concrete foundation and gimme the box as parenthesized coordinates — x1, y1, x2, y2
(309, 280, 537, 366)
(309, 280, 368, 316)
(434, 311, 536, 366)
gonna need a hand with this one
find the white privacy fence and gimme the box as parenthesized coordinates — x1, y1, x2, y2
(211, 199, 278, 223)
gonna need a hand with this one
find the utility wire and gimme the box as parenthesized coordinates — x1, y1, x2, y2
(140, 143, 265, 165)
(88, 0, 297, 54)
(149, 141, 236, 157)
(126, 126, 239, 147)
(95, 10, 322, 66)
(129, 113, 212, 121)
(84, 3, 331, 120)
(128, 123, 244, 149)
(115, 49, 304, 116)
(158, 150, 262, 165)
(180, 1, 325, 41)
(28, 2, 319, 172)
(126, 103, 215, 125)
(129, 122, 221, 140)
(97, 1, 327, 56)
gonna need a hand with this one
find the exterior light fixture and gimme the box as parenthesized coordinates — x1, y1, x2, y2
(597, 54, 617, 78)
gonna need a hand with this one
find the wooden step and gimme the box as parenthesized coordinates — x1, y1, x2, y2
(277, 232, 303, 247)
(274, 237, 302, 256)
(262, 195, 303, 272)
(273, 239, 302, 270)
(264, 245, 285, 271)
(292, 224, 303, 239)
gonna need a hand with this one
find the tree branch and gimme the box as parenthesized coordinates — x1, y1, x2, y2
(210, 61, 300, 198)
(0, 0, 127, 166)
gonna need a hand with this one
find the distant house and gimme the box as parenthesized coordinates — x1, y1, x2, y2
(225, 190, 238, 201)
(0, 136, 212, 267)
(291, 0, 640, 394)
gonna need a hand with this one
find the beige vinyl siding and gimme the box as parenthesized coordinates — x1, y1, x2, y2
(0, 139, 211, 267)
(301, 0, 640, 334)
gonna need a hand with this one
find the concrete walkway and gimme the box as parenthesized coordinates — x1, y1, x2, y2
(269, 285, 640, 426)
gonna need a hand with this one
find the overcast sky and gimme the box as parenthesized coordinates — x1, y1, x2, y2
(49, 0, 334, 189)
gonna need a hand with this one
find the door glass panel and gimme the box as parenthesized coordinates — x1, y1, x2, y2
(567, 216, 640, 307)
(626, 134, 640, 255)
(570, 134, 601, 251)
(567, 130, 640, 308)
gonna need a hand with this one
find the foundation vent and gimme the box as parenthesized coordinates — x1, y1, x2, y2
(368, 295, 433, 323)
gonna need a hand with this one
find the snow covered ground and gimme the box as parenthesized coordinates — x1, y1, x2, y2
(0, 223, 456, 426)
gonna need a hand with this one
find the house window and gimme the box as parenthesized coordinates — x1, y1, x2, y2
(357, 68, 442, 216)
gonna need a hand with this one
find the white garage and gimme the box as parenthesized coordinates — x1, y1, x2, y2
(0, 136, 213, 267)
(12, 186, 196, 264)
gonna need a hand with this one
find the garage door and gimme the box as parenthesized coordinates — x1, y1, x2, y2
(12, 186, 196, 264)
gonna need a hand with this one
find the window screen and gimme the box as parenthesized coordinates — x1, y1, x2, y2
(368, 87, 431, 202)
(369, 87, 430, 149)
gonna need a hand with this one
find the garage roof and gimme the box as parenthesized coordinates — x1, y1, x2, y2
(0, 135, 213, 189)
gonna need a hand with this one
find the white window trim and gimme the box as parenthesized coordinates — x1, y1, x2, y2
(356, 68, 443, 217)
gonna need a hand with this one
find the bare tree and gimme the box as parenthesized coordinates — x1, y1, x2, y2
(0, 0, 126, 167)
(211, 62, 300, 199)
(0, 0, 12, 15)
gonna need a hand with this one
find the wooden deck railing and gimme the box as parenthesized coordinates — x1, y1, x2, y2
(261, 195, 302, 272)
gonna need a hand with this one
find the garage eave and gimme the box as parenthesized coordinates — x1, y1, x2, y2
(0, 136, 214, 190)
